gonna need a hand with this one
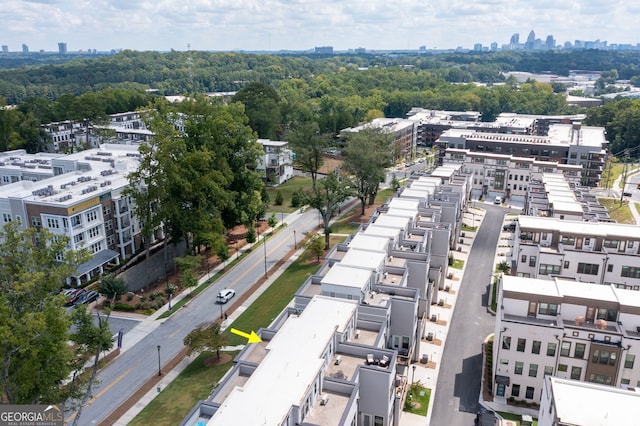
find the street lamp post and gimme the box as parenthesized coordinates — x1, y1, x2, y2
(164, 262, 169, 290)
(263, 231, 268, 279)
(412, 365, 416, 383)
(235, 240, 239, 260)
(220, 301, 224, 320)
(293, 230, 297, 250)
(157, 345, 161, 376)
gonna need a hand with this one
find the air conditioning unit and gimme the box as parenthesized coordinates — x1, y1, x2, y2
(431, 314, 437, 322)
(355, 331, 361, 339)
(320, 395, 329, 406)
(335, 355, 342, 365)
(438, 299, 445, 306)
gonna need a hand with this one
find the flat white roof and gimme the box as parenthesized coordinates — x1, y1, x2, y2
(209, 296, 357, 425)
(385, 207, 417, 219)
(341, 248, 386, 271)
(400, 188, 430, 200)
(373, 214, 410, 229)
(257, 139, 289, 147)
(321, 263, 373, 289)
(502, 275, 560, 298)
(388, 198, 420, 211)
(518, 216, 640, 239)
(348, 234, 390, 253)
(363, 224, 401, 239)
(557, 280, 618, 304)
(548, 376, 640, 426)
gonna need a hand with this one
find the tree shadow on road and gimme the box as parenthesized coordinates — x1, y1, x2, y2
(453, 353, 483, 416)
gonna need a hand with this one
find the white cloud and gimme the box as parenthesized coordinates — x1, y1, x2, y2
(2, 0, 639, 52)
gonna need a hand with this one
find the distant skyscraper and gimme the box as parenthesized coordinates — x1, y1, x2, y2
(1, 45, 8, 53)
(526, 30, 535, 43)
(473, 43, 482, 51)
(545, 35, 555, 50)
(510, 33, 519, 45)
(314, 46, 333, 54)
(490, 42, 498, 52)
(58, 42, 67, 54)
(22, 43, 28, 53)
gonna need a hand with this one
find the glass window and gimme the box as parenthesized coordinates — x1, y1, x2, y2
(374, 416, 383, 426)
(528, 364, 538, 377)
(525, 386, 534, 399)
(539, 303, 558, 316)
(502, 336, 511, 350)
(547, 342, 557, 357)
(532, 340, 541, 355)
(529, 256, 537, 267)
(621, 266, 640, 278)
(514, 361, 523, 375)
(558, 364, 567, 372)
(571, 366, 582, 380)
(621, 378, 631, 385)
(511, 384, 520, 397)
(625, 354, 635, 369)
(517, 338, 526, 352)
(577, 262, 599, 275)
(521, 255, 527, 263)
(574, 343, 586, 359)
(560, 342, 571, 357)
(544, 366, 553, 376)
(539, 264, 561, 275)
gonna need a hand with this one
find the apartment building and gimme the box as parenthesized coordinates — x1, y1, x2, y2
(538, 376, 640, 426)
(256, 139, 294, 186)
(0, 149, 63, 186)
(443, 148, 582, 201)
(340, 118, 417, 163)
(493, 275, 640, 405)
(0, 144, 145, 284)
(437, 122, 606, 186)
(406, 108, 483, 147)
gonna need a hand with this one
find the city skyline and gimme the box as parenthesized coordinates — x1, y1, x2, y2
(3, 1, 640, 53)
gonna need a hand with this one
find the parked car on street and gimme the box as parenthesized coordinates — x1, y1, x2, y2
(503, 223, 517, 232)
(65, 289, 86, 306)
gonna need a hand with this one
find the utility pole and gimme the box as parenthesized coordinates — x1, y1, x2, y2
(621, 149, 630, 205)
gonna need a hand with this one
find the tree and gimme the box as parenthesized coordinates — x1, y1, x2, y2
(215, 243, 230, 271)
(183, 322, 228, 361)
(308, 234, 325, 263)
(286, 121, 329, 190)
(69, 306, 114, 426)
(496, 261, 511, 275)
(342, 128, 392, 215)
(274, 190, 284, 206)
(98, 274, 129, 302)
(307, 173, 352, 249)
(0, 223, 89, 404)
(175, 254, 203, 294)
(232, 82, 282, 139)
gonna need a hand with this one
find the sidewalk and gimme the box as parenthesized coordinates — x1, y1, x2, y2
(402, 204, 487, 426)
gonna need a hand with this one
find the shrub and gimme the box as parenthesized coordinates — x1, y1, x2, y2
(113, 302, 136, 312)
(274, 190, 283, 206)
(268, 213, 278, 228)
(245, 226, 257, 244)
(135, 303, 142, 310)
(140, 296, 147, 303)
(448, 254, 454, 266)
(290, 188, 307, 208)
(126, 293, 134, 302)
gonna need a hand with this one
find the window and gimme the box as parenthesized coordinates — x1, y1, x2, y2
(86, 209, 98, 222)
(561, 236, 575, 245)
(32, 216, 41, 227)
(532, 341, 541, 355)
(88, 226, 101, 238)
(570, 366, 582, 380)
(544, 366, 553, 376)
(547, 342, 557, 357)
(574, 343, 586, 359)
(558, 364, 568, 372)
(607, 264, 613, 272)
(539, 303, 558, 316)
(560, 342, 571, 357)
(2, 213, 11, 223)
(588, 373, 612, 385)
(577, 262, 599, 275)
(46, 217, 60, 229)
(511, 384, 520, 397)
(517, 338, 526, 352)
(597, 308, 618, 322)
(374, 416, 383, 426)
(621, 378, 631, 385)
(621, 266, 640, 278)
(539, 264, 561, 275)
(604, 240, 619, 249)
(502, 336, 511, 350)
(629, 241, 635, 248)
(70, 215, 81, 227)
(625, 354, 635, 369)
(521, 255, 527, 263)
(525, 386, 534, 399)
(528, 363, 538, 377)
(529, 256, 537, 267)
(73, 233, 85, 244)
(514, 361, 523, 375)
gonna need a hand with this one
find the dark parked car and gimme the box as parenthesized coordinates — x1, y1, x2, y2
(503, 222, 517, 232)
(74, 290, 99, 306)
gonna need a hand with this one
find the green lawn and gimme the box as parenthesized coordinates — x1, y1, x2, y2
(129, 350, 239, 426)
(450, 259, 465, 270)
(266, 176, 312, 213)
(461, 225, 478, 232)
(598, 197, 635, 224)
(491, 277, 498, 312)
(223, 247, 323, 346)
(497, 411, 538, 426)
(404, 383, 431, 416)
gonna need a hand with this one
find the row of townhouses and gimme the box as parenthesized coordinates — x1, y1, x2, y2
(181, 168, 471, 426)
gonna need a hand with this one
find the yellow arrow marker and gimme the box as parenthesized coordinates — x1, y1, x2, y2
(230, 328, 262, 343)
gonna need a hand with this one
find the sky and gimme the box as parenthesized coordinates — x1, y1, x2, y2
(3, 0, 640, 52)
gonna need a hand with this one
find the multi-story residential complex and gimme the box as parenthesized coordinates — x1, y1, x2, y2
(256, 139, 294, 186)
(0, 144, 146, 285)
(492, 275, 640, 405)
(182, 166, 469, 426)
(0, 150, 63, 186)
(437, 122, 606, 186)
(340, 118, 417, 163)
(538, 376, 640, 426)
(443, 148, 582, 201)
(406, 108, 482, 147)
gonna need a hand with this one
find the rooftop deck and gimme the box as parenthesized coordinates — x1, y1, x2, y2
(210, 373, 250, 404)
(241, 340, 269, 364)
(305, 390, 351, 426)
(326, 353, 363, 382)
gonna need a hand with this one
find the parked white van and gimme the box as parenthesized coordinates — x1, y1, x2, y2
(494, 196, 502, 205)
(216, 289, 236, 304)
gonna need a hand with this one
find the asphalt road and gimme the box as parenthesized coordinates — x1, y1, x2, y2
(430, 204, 506, 426)
(68, 208, 322, 425)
